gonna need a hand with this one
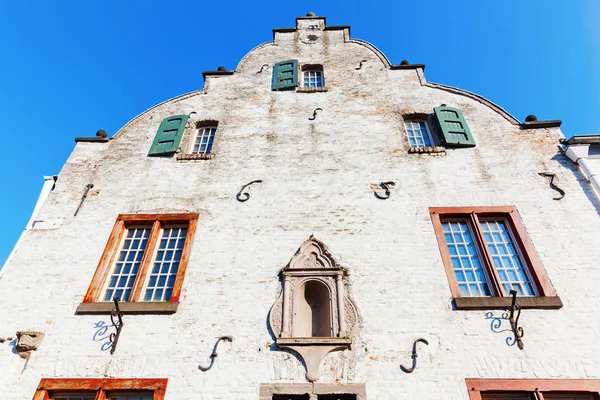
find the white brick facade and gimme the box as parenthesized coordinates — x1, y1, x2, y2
(1, 14, 600, 400)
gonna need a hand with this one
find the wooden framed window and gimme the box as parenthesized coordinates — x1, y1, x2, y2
(76, 214, 198, 314)
(32, 378, 167, 400)
(466, 379, 600, 400)
(405, 120, 434, 148)
(430, 206, 561, 310)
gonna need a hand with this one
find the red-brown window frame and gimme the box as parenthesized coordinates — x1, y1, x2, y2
(32, 378, 167, 400)
(466, 379, 600, 400)
(429, 206, 561, 310)
(77, 213, 198, 314)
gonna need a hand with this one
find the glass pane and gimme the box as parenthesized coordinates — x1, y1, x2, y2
(144, 226, 188, 301)
(405, 120, 433, 148)
(442, 220, 491, 297)
(479, 220, 536, 296)
(192, 127, 217, 155)
(104, 227, 150, 302)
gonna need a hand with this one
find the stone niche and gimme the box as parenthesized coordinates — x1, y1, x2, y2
(269, 237, 360, 382)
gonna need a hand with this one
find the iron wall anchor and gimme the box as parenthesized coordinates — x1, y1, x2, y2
(400, 338, 429, 373)
(355, 59, 367, 70)
(109, 297, 124, 355)
(236, 180, 263, 202)
(74, 183, 94, 216)
(508, 290, 524, 350)
(538, 172, 565, 200)
(257, 64, 269, 73)
(308, 108, 323, 121)
(199, 336, 233, 372)
(373, 181, 395, 199)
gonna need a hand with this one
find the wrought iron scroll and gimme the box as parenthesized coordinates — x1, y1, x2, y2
(109, 297, 124, 354)
(236, 180, 263, 202)
(199, 336, 233, 372)
(508, 290, 524, 350)
(400, 338, 429, 373)
(538, 172, 565, 200)
(257, 64, 269, 73)
(308, 108, 323, 121)
(373, 181, 395, 200)
(188, 111, 197, 117)
(74, 183, 94, 216)
(355, 59, 367, 70)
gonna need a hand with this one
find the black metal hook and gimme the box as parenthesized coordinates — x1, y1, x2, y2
(355, 59, 367, 70)
(508, 290, 524, 350)
(257, 64, 269, 74)
(236, 180, 263, 202)
(400, 338, 429, 373)
(373, 181, 395, 200)
(187, 111, 197, 118)
(308, 108, 323, 121)
(199, 336, 233, 372)
(74, 183, 94, 216)
(538, 172, 565, 200)
(109, 297, 124, 355)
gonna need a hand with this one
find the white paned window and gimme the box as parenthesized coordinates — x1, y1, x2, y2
(303, 70, 324, 88)
(103, 226, 151, 301)
(442, 220, 491, 297)
(144, 226, 188, 301)
(192, 126, 216, 155)
(405, 120, 434, 148)
(480, 220, 536, 296)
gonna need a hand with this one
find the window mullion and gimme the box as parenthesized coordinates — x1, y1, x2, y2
(130, 220, 162, 302)
(471, 213, 503, 296)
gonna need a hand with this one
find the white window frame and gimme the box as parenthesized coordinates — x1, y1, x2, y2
(302, 69, 324, 89)
(405, 119, 435, 148)
(191, 126, 217, 155)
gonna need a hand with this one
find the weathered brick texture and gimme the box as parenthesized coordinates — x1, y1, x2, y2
(1, 15, 600, 400)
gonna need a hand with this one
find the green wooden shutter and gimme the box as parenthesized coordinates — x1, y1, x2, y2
(272, 60, 298, 90)
(433, 106, 476, 147)
(148, 115, 189, 156)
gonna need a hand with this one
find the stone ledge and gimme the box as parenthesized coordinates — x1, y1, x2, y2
(74, 137, 110, 143)
(177, 153, 214, 161)
(76, 302, 179, 314)
(453, 296, 563, 310)
(276, 337, 352, 346)
(521, 120, 562, 129)
(297, 87, 329, 93)
(408, 146, 446, 154)
(391, 63, 426, 71)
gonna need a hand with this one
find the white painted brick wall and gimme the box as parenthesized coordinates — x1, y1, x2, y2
(1, 16, 600, 400)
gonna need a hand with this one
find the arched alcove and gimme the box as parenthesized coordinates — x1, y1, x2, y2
(293, 280, 332, 337)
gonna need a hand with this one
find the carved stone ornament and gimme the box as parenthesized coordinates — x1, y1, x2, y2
(268, 237, 360, 382)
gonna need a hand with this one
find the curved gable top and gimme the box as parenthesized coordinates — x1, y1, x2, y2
(111, 15, 524, 140)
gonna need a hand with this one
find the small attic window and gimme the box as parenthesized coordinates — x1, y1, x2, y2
(302, 65, 324, 89)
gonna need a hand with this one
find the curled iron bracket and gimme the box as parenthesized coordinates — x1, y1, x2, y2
(74, 183, 94, 216)
(538, 172, 565, 200)
(373, 181, 395, 200)
(187, 111, 197, 118)
(257, 64, 269, 73)
(236, 180, 263, 202)
(355, 59, 367, 70)
(400, 338, 429, 373)
(308, 108, 323, 121)
(109, 297, 124, 355)
(508, 290, 524, 350)
(199, 336, 233, 372)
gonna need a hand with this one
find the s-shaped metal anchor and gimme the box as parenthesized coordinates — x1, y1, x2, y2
(355, 59, 367, 70)
(257, 64, 269, 73)
(236, 180, 263, 202)
(308, 108, 323, 121)
(198, 336, 233, 372)
(400, 338, 429, 373)
(373, 181, 395, 200)
(538, 172, 565, 200)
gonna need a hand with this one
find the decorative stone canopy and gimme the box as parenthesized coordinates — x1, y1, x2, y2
(269, 237, 360, 382)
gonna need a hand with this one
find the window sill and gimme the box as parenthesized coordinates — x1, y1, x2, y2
(176, 153, 214, 161)
(408, 146, 446, 154)
(276, 337, 352, 346)
(297, 87, 328, 93)
(453, 296, 563, 310)
(76, 301, 179, 314)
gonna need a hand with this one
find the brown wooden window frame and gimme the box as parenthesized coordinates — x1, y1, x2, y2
(76, 213, 198, 315)
(32, 378, 167, 400)
(466, 378, 600, 400)
(430, 206, 561, 310)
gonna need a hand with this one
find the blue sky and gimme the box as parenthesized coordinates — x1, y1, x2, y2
(1, 1, 599, 267)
